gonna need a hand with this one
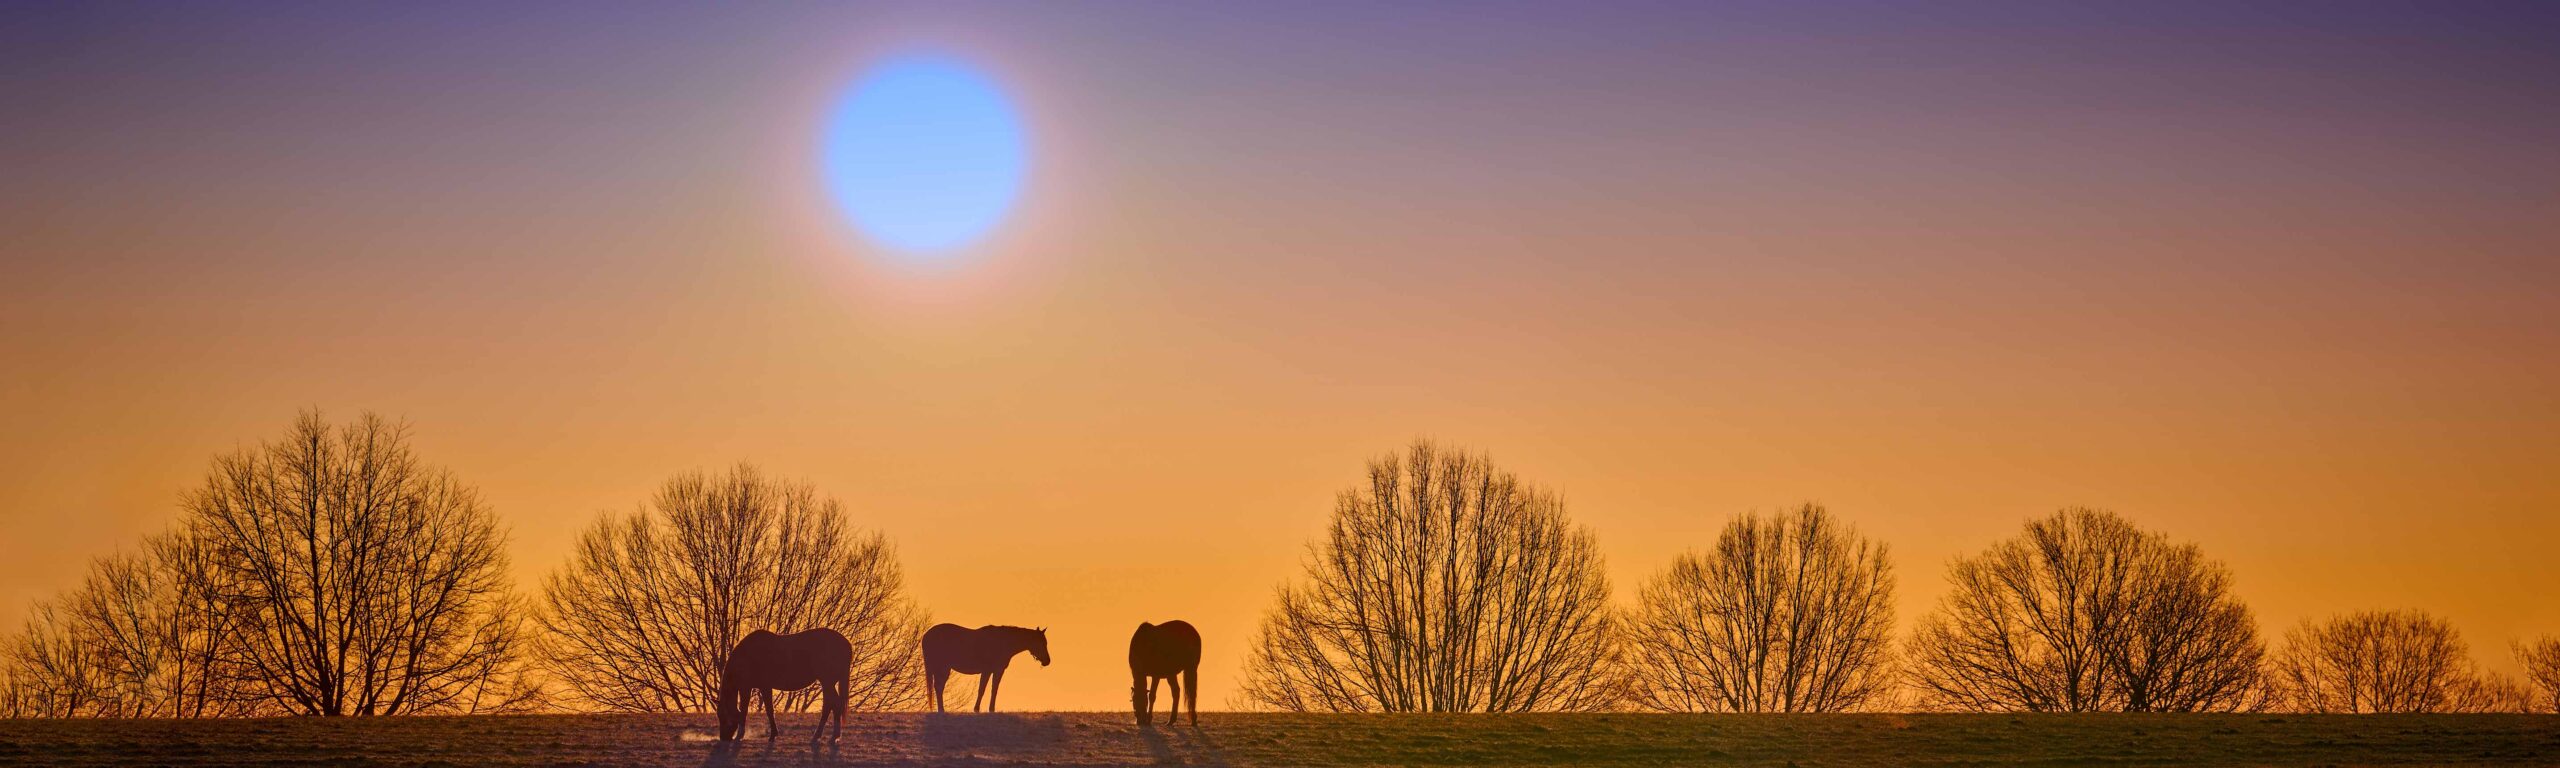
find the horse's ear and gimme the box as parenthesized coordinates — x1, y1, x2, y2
(1139, 621, 1153, 630)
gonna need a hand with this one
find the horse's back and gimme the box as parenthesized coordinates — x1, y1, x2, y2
(925, 623, 1038, 674)
(784, 627, 853, 668)
(1154, 620, 1200, 647)
(732, 628, 840, 657)
(1130, 620, 1202, 674)
(726, 628, 851, 690)
(726, 630, 782, 675)
(922, 622, 970, 665)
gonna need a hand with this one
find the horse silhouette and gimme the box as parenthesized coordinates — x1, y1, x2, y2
(1128, 620, 1201, 727)
(920, 623, 1050, 713)
(717, 628, 851, 742)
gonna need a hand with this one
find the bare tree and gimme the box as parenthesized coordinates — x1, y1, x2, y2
(2273, 610, 2517, 713)
(2, 600, 100, 718)
(2467, 674, 2536, 713)
(183, 411, 540, 716)
(1627, 504, 1895, 712)
(4, 530, 264, 719)
(2519, 636, 2560, 714)
(0, 660, 20, 718)
(537, 464, 929, 714)
(1240, 440, 1620, 713)
(53, 532, 262, 718)
(1906, 508, 2266, 712)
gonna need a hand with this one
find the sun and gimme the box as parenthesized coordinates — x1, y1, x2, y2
(821, 53, 1027, 257)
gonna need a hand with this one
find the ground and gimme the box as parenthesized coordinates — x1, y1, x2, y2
(3, 712, 2558, 767)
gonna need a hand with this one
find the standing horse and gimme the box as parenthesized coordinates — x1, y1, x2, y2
(717, 628, 852, 742)
(1128, 620, 1201, 727)
(920, 623, 1050, 713)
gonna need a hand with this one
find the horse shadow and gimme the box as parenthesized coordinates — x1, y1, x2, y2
(699, 739, 748, 768)
(698, 731, 849, 768)
(921, 712, 1071, 756)
(1140, 723, 1234, 768)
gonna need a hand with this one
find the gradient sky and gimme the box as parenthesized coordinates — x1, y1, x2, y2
(5, 1, 2558, 711)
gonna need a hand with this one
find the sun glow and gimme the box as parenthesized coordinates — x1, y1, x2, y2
(821, 53, 1027, 258)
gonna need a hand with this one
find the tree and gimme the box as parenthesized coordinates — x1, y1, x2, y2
(183, 411, 540, 716)
(1906, 507, 2267, 712)
(2468, 674, 2536, 713)
(2273, 610, 2518, 713)
(1, 531, 258, 719)
(1627, 504, 1895, 712)
(54, 532, 259, 718)
(0, 660, 21, 717)
(2, 600, 100, 718)
(1240, 440, 1620, 712)
(2519, 637, 2560, 714)
(537, 465, 929, 714)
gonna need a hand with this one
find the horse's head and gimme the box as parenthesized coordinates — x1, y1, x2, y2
(1030, 626, 1051, 666)
(714, 680, 745, 741)
(1131, 678, 1151, 727)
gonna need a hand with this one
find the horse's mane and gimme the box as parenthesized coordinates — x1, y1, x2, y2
(977, 624, 1044, 636)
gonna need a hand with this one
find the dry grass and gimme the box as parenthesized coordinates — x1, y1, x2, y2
(1, 712, 2557, 766)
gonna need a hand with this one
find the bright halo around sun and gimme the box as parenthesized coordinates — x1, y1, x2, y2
(822, 53, 1026, 257)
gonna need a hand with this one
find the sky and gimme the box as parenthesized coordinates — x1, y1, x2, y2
(4, 1, 2558, 712)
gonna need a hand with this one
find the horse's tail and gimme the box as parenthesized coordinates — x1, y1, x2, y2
(920, 646, 945, 712)
(1182, 665, 1199, 721)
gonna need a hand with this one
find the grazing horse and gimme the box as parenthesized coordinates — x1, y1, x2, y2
(1128, 620, 1201, 727)
(920, 623, 1050, 713)
(717, 628, 852, 742)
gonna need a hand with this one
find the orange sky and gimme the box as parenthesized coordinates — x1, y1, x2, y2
(4, 3, 2558, 710)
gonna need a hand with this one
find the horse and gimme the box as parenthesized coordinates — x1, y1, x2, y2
(717, 628, 852, 742)
(920, 623, 1049, 713)
(1128, 620, 1200, 727)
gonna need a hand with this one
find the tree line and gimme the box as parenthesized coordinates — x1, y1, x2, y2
(4, 418, 2556, 717)
(1240, 441, 2560, 714)
(1, 412, 922, 718)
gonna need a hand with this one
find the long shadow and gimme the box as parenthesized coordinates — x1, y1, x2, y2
(1140, 723, 1234, 767)
(699, 738, 789, 768)
(696, 721, 855, 768)
(699, 733, 847, 768)
(785, 740, 846, 768)
(700, 740, 743, 768)
(922, 712, 1072, 759)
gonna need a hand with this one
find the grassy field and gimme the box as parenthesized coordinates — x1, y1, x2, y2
(2, 712, 2557, 767)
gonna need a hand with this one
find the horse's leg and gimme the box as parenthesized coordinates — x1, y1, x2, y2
(812, 682, 829, 743)
(988, 669, 1004, 712)
(1164, 674, 1182, 726)
(1149, 676, 1162, 709)
(761, 688, 778, 740)
(827, 680, 846, 743)
(928, 666, 946, 713)
(718, 686, 740, 741)
(1186, 667, 1200, 726)
(973, 674, 988, 713)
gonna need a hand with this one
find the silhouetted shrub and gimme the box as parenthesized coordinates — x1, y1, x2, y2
(1628, 504, 1896, 712)
(2274, 610, 2525, 713)
(1907, 508, 2267, 712)
(1240, 440, 1619, 712)
(537, 464, 928, 713)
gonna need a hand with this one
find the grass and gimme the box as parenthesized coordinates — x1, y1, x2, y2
(1, 712, 2556, 766)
